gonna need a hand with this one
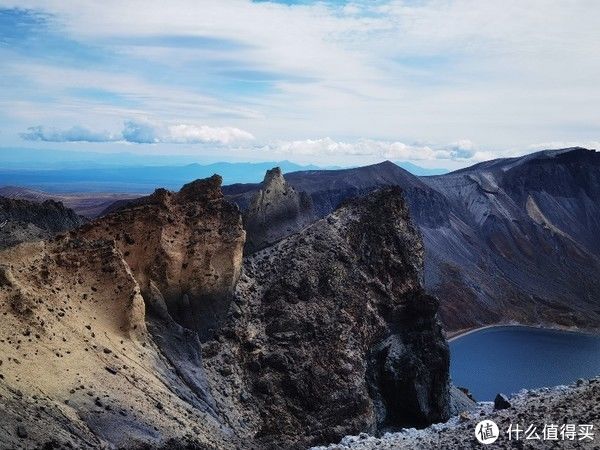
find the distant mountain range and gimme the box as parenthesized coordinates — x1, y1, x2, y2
(0, 161, 319, 192)
(0, 147, 444, 191)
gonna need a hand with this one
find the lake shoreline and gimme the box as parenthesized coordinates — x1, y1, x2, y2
(446, 323, 600, 343)
(448, 323, 600, 401)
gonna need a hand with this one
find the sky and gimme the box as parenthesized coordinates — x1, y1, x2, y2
(1, 0, 599, 169)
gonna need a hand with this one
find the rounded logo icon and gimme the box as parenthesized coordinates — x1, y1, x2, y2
(475, 420, 499, 444)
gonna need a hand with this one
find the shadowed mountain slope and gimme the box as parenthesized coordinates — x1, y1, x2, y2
(0, 196, 86, 249)
(421, 147, 600, 331)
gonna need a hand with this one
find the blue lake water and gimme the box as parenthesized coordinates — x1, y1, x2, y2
(449, 326, 600, 401)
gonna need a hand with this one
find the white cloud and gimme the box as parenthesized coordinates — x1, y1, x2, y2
(260, 137, 483, 162)
(168, 124, 254, 144)
(20, 125, 119, 142)
(21, 119, 255, 145)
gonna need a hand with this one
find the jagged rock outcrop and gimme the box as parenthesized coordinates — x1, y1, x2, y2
(243, 167, 315, 253)
(0, 196, 85, 249)
(203, 187, 450, 448)
(78, 175, 246, 339)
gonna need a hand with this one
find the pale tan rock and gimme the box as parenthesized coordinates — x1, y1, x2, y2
(0, 176, 246, 449)
(78, 175, 246, 338)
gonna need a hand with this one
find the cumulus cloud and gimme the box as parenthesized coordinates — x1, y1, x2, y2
(20, 125, 119, 143)
(19, 121, 486, 162)
(122, 120, 159, 144)
(261, 137, 482, 162)
(20, 120, 255, 145)
(167, 124, 255, 144)
(446, 139, 476, 159)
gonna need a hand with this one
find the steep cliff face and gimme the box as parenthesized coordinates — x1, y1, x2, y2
(422, 147, 600, 332)
(0, 196, 85, 249)
(78, 175, 246, 339)
(203, 187, 450, 448)
(243, 167, 315, 253)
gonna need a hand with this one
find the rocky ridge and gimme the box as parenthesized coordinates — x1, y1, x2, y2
(223, 148, 600, 335)
(201, 187, 451, 448)
(0, 196, 85, 249)
(0, 175, 246, 449)
(77, 175, 246, 340)
(0, 176, 453, 449)
(0, 186, 138, 218)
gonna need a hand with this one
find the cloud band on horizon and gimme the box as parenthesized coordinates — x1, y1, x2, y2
(19, 121, 485, 162)
(20, 120, 256, 145)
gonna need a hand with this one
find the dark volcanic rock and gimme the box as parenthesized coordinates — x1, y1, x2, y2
(217, 187, 450, 448)
(423, 147, 600, 332)
(243, 167, 315, 254)
(0, 196, 85, 249)
(224, 160, 449, 224)
(494, 393, 511, 410)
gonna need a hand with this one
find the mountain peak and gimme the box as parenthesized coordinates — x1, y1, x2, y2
(176, 174, 223, 203)
(244, 167, 315, 253)
(374, 160, 398, 169)
(263, 166, 284, 186)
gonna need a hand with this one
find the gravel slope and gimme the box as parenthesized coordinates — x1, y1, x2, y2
(313, 377, 600, 449)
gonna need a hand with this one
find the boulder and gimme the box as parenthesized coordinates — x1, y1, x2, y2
(494, 393, 511, 410)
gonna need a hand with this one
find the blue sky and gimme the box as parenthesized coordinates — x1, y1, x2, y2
(1, 0, 599, 168)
